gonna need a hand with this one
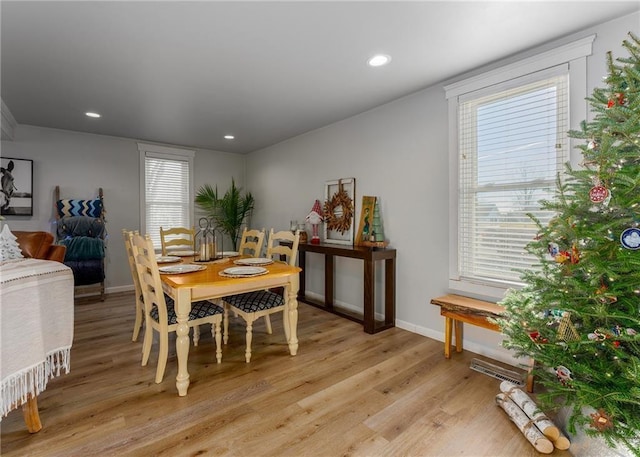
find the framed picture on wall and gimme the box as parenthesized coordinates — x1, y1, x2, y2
(1, 157, 33, 216)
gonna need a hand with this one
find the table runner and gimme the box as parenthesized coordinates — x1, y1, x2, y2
(1, 258, 74, 418)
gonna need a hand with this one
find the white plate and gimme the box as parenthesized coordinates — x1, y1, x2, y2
(156, 256, 181, 264)
(222, 266, 267, 276)
(158, 264, 206, 274)
(217, 251, 240, 257)
(169, 250, 197, 257)
(233, 257, 274, 266)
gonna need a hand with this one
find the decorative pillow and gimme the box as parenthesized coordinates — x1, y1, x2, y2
(56, 199, 103, 218)
(0, 224, 24, 262)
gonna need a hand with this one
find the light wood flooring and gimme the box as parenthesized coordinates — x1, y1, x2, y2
(1, 291, 571, 457)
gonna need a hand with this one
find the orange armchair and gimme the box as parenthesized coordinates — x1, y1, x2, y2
(14, 231, 66, 263)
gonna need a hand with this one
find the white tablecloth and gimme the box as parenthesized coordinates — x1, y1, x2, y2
(0, 258, 74, 417)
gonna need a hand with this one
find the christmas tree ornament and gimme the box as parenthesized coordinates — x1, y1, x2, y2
(587, 139, 598, 150)
(588, 330, 607, 341)
(554, 365, 573, 386)
(589, 185, 609, 203)
(620, 227, 640, 249)
(557, 312, 580, 342)
(590, 409, 614, 432)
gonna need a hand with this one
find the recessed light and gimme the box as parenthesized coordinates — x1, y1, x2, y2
(85, 112, 101, 118)
(367, 54, 391, 67)
(224, 135, 235, 140)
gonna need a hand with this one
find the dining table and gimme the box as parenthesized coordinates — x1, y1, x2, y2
(159, 254, 302, 396)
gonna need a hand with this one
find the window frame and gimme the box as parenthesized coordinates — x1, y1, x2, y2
(445, 35, 594, 299)
(138, 142, 195, 249)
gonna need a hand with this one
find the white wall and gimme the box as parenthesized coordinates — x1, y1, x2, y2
(1, 125, 245, 291)
(246, 12, 640, 365)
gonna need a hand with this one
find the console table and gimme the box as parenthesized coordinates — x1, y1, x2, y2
(296, 242, 396, 334)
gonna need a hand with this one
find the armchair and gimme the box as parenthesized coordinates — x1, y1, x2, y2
(14, 231, 66, 262)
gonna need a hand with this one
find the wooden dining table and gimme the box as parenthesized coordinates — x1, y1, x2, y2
(160, 256, 302, 396)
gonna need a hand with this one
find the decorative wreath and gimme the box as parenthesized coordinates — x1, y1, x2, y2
(323, 182, 354, 234)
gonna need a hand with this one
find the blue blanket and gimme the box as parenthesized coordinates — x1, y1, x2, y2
(60, 236, 105, 260)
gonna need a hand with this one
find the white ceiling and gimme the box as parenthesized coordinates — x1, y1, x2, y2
(2, 1, 639, 154)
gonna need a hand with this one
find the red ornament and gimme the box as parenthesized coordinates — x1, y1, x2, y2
(607, 93, 626, 108)
(589, 185, 609, 203)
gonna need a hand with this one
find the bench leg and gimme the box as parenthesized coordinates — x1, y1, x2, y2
(455, 321, 463, 353)
(444, 316, 453, 358)
(526, 358, 535, 393)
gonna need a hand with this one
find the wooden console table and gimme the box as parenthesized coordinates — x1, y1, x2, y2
(296, 242, 396, 334)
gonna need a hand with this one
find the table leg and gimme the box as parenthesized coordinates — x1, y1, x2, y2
(298, 250, 306, 302)
(385, 257, 396, 327)
(287, 274, 299, 356)
(325, 254, 334, 311)
(174, 288, 191, 396)
(444, 316, 453, 359)
(363, 257, 374, 334)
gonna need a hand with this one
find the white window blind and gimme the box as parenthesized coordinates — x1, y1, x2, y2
(139, 144, 194, 249)
(457, 69, 569, 287)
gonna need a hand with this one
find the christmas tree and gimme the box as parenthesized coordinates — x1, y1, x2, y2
(498, 32, 640, 455)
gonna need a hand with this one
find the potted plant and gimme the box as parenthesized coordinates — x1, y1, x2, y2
(195, 178, 255, 250)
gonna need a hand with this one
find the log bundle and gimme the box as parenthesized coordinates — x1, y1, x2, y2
(495, 381, 570, 453)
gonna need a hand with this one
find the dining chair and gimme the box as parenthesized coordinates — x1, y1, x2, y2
(159, 226, 196, 256)
(237, 227, 265, 257)
(129, 232, 224, 383)
(222, 229, 300, 363)
(123, 229, 144, 342)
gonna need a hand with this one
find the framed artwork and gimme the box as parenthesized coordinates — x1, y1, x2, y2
(1, 157, 33, 216)
(323, 177, 355, 245)
(355, 196, 377, 245)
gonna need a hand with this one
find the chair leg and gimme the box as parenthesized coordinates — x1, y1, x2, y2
(156, 331, 169, 383)
(193, 325, 200, 346)
(223, 305, 230, 344)
(132, 304, 143, 342)
(213, 320, 222, 363)
(264, 315, 273, 334)
(244, 317, 255, 363)
(141, 324, 153, 366)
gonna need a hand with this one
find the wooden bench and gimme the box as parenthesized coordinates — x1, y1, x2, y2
(431, 294, 534, 392)
(431, 294, 504, 358)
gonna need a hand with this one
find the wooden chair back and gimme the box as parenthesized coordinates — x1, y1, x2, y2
(266, 229, 300, 266)
(130, 232, 170, 332)
(122, 229, 144, 341)
(238, 227, 265, 257)
(159, 226, 195, 256)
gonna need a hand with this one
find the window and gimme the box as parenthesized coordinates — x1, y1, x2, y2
(445, 36, 594, 298)
(138, 143, 195, 249)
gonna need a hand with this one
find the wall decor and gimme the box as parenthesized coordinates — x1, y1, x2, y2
(1, 157, 33, 216)
(356, 196, 389, 247)
(323, 177, 355, 245)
